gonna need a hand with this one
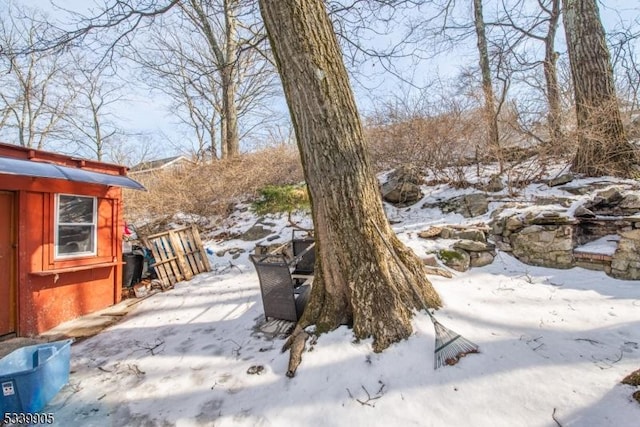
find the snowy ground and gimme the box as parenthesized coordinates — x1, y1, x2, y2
(46, 179, 640, 427)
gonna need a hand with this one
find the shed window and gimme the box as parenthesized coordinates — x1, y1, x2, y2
(55, 194, 97, 258)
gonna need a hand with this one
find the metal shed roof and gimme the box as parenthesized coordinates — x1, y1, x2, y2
(0, 156, 145, 190)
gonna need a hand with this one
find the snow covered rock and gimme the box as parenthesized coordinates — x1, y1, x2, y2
(433, 193, 489, 218)
(547, 173, 574, 187)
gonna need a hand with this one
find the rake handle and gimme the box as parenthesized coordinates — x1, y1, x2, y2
(371, 220, 437, 320)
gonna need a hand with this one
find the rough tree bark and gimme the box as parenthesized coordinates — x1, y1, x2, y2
(222, 0, 239, 157)
(473, 0, 500, 151)
(543, 0, 562, 145)
(562, 0, 636, 177)
(186, 0, 240, 158)
(258, 0, 441, 353)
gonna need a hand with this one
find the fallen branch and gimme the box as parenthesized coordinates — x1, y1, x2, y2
(214, 261, 242, 274)
(552, 407, 563, 427)
(282, 325, 309, 378)
(287, 212, 313, 232)
(346, 381, 387, 407)
(574, 338, 601, 346)
(127, 364, 146, 377)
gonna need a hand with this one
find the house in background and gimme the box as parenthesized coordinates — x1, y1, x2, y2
(0, 142, 144, 338)
(128, 155, 195, 176)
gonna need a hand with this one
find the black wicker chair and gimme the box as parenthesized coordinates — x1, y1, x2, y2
(250, 253, 311, 322)
(291, 230, 315, 277)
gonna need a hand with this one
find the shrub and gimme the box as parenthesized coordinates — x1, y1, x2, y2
(123, 145, 304, 235)
(252, 184, 310, 215)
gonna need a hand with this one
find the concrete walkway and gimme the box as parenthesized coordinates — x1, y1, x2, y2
(0, 292, 158, 359)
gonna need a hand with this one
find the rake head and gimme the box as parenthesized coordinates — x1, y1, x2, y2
(433, 320, 479, 369)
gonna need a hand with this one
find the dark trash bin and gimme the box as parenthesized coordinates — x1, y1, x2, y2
(122, 253, 144, 288)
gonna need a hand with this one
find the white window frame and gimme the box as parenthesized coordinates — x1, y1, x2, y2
(54, 194, 98, 259)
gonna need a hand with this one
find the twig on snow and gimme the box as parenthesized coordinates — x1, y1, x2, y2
(346, 381, 387, 407)
(552, 408, 563, 427)
(574, 338, 602, 346)
(225, 339, 243, 359)
(135, 338, 165, 355)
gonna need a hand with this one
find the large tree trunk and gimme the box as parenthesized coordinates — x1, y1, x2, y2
(223, 0, 239, 157)
(186, 0, 240, 159)
(562, 0, 636, 177)
(221, 66, 238, 157)
(544, 0, 562, 145)
(258, 0, 441, 352)
(473, 0, 500, 152)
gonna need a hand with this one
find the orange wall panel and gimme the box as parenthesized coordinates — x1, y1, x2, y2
(22, 268, 116, 334)
(8, 178, 125, 336)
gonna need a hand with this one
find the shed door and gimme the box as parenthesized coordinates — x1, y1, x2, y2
(0, 191, 16, 337)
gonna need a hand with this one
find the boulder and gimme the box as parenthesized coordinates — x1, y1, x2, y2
(382, 181, 423, 205)
(529, 211, 575, 226)
(485, 175, 504, 192)
(381, 166, 424, 206)
(418, 226, 443, 239)
(470, 251, 495, 268)
(453, 239, 495, 252)
(584, 187, 625, 215)
(240, 224, 273, 241)
(388, 165, 423, 183)
(438, 248, 470, 272)
(438, 193, 489, 218)
(421, 254, 439, 267)
(619, 193, 640, 215)
(534, 196, 573, 207)
(455, 229, 487, 242)
(439, 228, 487, 242)
(547, 173, 574, 187)
(505, 215, 525, 232)
(574, 206, 596, 218)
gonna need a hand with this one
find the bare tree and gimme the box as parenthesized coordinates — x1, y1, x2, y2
(108, 133, 157, 167)
(134, 1, 277, 161)
(542, 0, 562, 144)
(62, 55, 126, 161)
(259, 0, 441, 353)
(22, 0, 278, 160)
(178, 0, 241, 157)
(493, 0, 562, 145)
(608, 16, 640, 116)
(135, 26, 223, 161)
(562, 0, 636, 177)
(473, 0, 500, 150)
(0, 7, 76, 149)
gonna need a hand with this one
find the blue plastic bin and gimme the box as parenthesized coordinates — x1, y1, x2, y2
(0, 339, 73, 414)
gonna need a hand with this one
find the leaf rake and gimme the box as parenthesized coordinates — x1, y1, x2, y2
(372, 221, 479, 369)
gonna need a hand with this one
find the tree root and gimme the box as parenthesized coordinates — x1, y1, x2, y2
(282, 325, 309, 377)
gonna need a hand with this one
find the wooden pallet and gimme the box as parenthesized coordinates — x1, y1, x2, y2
(143, 225, 211, 288)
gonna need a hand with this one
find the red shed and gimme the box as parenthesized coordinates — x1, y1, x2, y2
(0, 142, 144, 338)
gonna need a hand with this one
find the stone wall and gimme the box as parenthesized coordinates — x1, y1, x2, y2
(511, 224, 575, 269)
(416, 183, 640, 280)
(491, 210, 640, 279)
(491, 211, 577, 269)
(611, 230, 640, 280)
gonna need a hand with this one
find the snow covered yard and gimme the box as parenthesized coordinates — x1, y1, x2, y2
(47, 247, 640, 426)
